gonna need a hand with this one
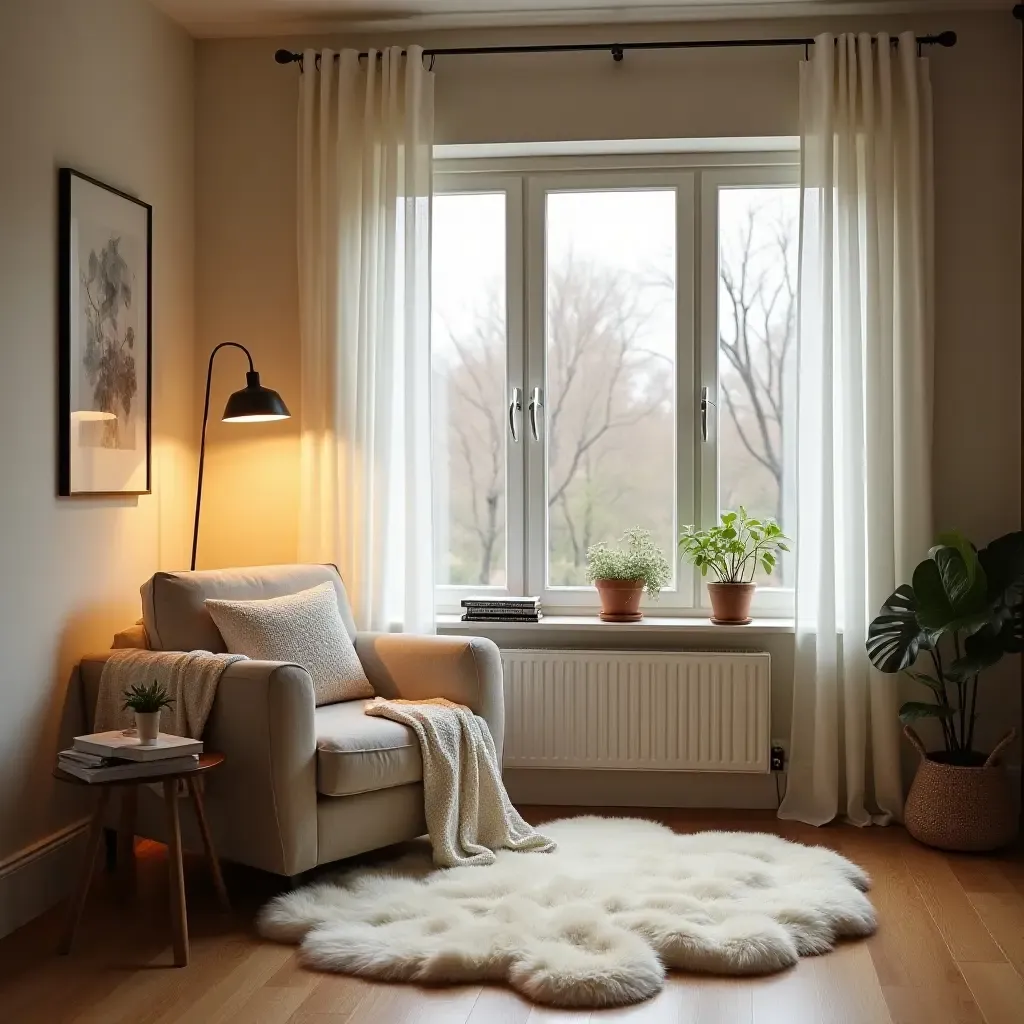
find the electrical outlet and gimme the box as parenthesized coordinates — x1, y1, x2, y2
(770, 745, 786, 772)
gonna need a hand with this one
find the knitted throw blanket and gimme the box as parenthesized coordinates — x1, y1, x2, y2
(94, 649, 247, 738)
(364, 696, 555, 867)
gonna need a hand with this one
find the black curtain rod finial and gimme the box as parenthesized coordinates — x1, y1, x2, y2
(936, 30, 957, 47)
(275, 48, 300, 64)
(1014, 5, 1024, 21)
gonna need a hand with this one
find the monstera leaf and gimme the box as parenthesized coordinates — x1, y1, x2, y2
(947, 627, 1007, 682)
(899, 701, 955, 725)
(866, 584, 932, 673)
(912, 537, 989, 634)
(978, 531, 1024, 653)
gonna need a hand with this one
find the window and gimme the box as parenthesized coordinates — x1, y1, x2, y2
(432, 152, 798, 615)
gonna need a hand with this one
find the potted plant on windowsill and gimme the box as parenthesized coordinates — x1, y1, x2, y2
(586, 528, 671, 623)
(678, 508, 789, 624)
(866, 530, 1023, 852)
(122, 680, 174, 746)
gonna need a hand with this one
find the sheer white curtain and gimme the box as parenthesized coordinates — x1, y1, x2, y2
(296, 47, 435, 633)
(779, 33, 934, 826)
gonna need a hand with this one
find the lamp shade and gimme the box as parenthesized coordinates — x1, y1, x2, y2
(222, 370, 290, 423)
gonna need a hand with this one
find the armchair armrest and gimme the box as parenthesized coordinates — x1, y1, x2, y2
(354, 633, 505, 760)
(202, 660, 317, 876)
(78, 654, 318, 876)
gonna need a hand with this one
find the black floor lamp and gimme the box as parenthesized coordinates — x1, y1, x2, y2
(191, 342, 290, 571)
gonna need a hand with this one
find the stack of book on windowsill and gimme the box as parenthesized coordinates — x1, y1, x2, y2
(461, 597, 543, 623)
(57, 731, 202, 783)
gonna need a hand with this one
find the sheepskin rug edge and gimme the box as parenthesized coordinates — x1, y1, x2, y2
(258, 816, 876, 1009)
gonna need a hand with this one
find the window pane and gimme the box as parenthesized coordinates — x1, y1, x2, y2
(431, 192, 507, 587)
(545, 190, 677, 589)
(717, 186, 799, 586)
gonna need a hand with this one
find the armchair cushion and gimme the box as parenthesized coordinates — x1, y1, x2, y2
(206, 583, 372, 706)
(315, 700, 422, 797)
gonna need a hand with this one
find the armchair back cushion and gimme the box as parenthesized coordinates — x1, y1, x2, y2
(206, 583, 373, 706)
(142, 563, 357, 652)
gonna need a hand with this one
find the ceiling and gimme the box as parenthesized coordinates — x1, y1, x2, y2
(150, 0, 1002, 37)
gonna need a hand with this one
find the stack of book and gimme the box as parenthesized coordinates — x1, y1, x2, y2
(461, 597, 542, 623)
(57, 731, 202, 783)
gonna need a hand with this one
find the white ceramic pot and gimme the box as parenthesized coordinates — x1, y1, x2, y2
(134, 711, 160, 745)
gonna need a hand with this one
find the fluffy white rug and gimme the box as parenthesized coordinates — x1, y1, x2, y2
(258, 816, 876, 1009)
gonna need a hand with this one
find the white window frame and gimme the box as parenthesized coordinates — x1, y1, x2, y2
(433, 148, 799, 618)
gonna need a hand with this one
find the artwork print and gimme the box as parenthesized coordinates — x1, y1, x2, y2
(59, 169, 151, 495)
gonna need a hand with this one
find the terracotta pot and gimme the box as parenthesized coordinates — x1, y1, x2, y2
(707, 582, 756, 624)
(903, 726, 1017, 852)
(595, 578, 645, 622)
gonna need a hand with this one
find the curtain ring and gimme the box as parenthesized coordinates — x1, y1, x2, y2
(314, 52, 322, 71)
(427, 53, 435, 71)
(804, 42, 809, 61)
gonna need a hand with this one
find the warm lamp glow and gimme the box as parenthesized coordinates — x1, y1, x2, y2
(193, 343, 291, 570)
(223, 413, 290, 423)
(71, 410, 118, 422)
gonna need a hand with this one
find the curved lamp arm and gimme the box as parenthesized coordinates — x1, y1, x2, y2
(191, 342, 255, 571)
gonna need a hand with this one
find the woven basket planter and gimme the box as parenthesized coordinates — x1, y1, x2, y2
(903, 726, 1017, 852)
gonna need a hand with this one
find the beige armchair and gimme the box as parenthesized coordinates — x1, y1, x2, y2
(77, 564, 504, 878)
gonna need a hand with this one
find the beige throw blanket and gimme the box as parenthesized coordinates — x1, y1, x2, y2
(95, 649, 247, 737)
(365, 697, 555, 867)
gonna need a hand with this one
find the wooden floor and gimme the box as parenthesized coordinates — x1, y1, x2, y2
(2, 807, 1024, 1024)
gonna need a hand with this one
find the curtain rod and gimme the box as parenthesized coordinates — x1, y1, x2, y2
(274, 31, 957, 68)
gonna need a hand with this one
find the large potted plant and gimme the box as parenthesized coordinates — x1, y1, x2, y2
(678, 509, 789, 624)
(866, 530, 1023, 851)
(586, 528, 671, 623)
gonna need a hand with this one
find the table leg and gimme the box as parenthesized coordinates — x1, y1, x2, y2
(187, 776, 229, 909)
(162, 779, 189, 967)
(118, 786, 138, 882)
(59, 787, 111, 955)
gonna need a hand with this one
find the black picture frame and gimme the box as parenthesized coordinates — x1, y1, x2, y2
(58, 168, 152, 496)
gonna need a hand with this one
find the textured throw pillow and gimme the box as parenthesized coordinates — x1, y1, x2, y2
(205, 582, 373, 706)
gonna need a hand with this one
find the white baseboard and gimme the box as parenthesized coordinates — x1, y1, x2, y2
(504, 768, 783, 810)
(0, 818, 89, 939)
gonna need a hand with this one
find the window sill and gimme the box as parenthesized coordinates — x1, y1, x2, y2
(436, 614, 794, 636)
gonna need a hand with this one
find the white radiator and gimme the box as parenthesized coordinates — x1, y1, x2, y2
(501, 650, 771, 773)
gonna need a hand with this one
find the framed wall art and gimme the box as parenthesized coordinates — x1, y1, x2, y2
(58, 168, 152, 496)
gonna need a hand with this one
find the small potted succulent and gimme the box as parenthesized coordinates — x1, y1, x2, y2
(122, 680, 174, 745)
(866, 530, 1023, 851)
(586, 528, 672, 622)
(678, 508, 789, 624)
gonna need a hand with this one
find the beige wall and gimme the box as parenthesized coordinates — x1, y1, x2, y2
(0, 0, 194, 932)
(194, 10, 1021, 764)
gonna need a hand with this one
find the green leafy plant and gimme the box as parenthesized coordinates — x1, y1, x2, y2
(678, 508, 790, 584)
(586, 528, 672, 598)
(866, 530, 1024, 763)
(122, 680, 174, 715)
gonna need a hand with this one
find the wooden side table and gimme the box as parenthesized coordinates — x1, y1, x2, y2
(54, 752, 228, 967)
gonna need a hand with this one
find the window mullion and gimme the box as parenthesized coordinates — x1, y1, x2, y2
(523, 175, 547, 599)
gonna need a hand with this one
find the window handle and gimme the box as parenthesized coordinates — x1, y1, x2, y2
(700, 386, 716, 442)
(529, 386, 544, 441)
(508, 387, 522, 443)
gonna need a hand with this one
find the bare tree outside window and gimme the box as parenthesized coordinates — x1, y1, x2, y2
(431, 192, 508, 588)
(717, 187, 800, 585)
(544, 190, 676, 587)
(431, 184, 799, 594)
